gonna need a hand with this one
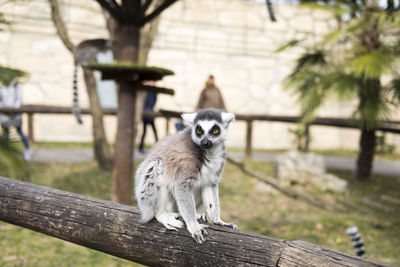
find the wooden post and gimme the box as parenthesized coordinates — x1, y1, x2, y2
(27, 113, 34, 144)
(165, 117, 170, 136)
(304, 123, 310, 152)
(112, 25, 140, 205)
(0, 177, 391, 267)
(245, 120, 253, 159)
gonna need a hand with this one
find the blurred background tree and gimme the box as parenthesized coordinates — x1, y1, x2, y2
(280, 0, 400, 181)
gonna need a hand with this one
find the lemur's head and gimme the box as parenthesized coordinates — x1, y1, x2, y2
(182, 108, 235, 150)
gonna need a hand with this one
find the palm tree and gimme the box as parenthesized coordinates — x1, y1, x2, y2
(279, 0, 400, 181)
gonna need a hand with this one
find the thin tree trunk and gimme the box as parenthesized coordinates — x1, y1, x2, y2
(48, 0, 112, 170)
(112, 25, 140, 204)
(356, 128, 376, 181)
(82, 68, 113, 170)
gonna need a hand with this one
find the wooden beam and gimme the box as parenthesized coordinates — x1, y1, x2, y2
(0, 177, 391, 267)
(139, 0, 178, 26)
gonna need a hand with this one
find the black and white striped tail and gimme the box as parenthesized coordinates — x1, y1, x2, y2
(347, 226, 366, 257)
(72, 63, 83, 124)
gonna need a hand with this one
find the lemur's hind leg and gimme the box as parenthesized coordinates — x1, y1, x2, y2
(135, 158, 164, 223)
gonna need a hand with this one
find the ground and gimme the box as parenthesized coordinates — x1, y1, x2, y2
(0, 149, 400, 266)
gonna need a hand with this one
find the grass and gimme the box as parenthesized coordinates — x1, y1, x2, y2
(1, 159, 399, 266)
(30, 141, 400, 161)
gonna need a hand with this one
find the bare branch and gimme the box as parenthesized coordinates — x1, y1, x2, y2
(139, 0, 152, 16)
(48, 0, 74, 52)
(266, 0, 277, 22)
(95, 0, 123, 23)
(139, 0, 177, 26)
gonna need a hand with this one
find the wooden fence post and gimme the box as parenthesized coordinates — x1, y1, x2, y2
(245, 119, 253, 159)
(27, 113, 34, 144)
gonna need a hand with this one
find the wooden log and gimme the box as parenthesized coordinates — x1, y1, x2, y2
(361, 198, 395, 213)
(0, 177, 391, 267)
(381, 194, 400, 206)
(226, 156, 347, 212)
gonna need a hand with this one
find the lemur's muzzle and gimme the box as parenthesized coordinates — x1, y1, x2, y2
(200, 139, 213, 149)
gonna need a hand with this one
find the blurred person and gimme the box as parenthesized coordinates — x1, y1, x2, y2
(174, 118, 186, 132)
(0, 80, 31, 161)
(139, 82, 158, 153)
(196, 75, 227, 111)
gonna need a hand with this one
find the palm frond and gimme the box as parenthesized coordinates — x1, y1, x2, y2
(0, 66, 28, 86)
(356, 80, 392, 129)
(292, 50, 328, 74)
(386, 76, 400, 103)
(320, 69, 359, 99)
(275, 39, 303, 53)
(347, 46, 395, 79)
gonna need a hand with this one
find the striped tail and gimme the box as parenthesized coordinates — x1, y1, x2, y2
(72, 63, 83, 124)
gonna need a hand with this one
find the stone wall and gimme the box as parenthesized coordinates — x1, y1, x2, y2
(0, 0, 398, 150)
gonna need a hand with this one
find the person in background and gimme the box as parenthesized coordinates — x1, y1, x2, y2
(196, 75, 227, 111)
(0, 80, 32, 161)
(139, 83, 158, 153)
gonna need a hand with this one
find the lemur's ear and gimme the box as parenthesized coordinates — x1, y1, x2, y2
(181, 112, 197, 126)
(221, 112, 235, 127)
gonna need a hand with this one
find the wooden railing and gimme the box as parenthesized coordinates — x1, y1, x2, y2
(0, 176, 392, 267)
(0, 105, 399, 158)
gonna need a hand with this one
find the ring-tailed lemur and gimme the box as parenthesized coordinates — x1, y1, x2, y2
(72, 39, 110, 124)
(135, 108, 237, 244)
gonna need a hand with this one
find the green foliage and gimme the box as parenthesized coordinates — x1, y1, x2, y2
(348, 46, 395, 79)
(0, 66, 28, 86)
(0, 138, 29, 180)
(280, 0, 400, 130)
(288, 125, 309, 151)
(275, 39, 303, 52)
(375, 132, 396, 155)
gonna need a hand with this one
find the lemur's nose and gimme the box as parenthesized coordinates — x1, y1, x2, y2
(201, 139, 212, 149)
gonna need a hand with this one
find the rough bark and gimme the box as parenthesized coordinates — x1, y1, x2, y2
(354, 17, 381, 182)
(0, 177, 392, 267)
(82, 68, 113, 170)
(48, 0, 113, 170)
(111, 25, 140, 204)
(356, 128, 376, 181)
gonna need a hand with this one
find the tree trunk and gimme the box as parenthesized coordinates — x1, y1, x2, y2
(82, 68, 113, 171)
(356, 128, 376, 181)
(48, 0, 112, 171)
(112, 25, 140, 204)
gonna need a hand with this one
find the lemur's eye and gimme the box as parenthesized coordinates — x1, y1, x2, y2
(210, 125, 220, 135)
(196, 126, 203, 136)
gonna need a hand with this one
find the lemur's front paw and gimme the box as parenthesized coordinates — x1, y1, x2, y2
(189, 224, 208, 244)
(215, 220, 238, 230)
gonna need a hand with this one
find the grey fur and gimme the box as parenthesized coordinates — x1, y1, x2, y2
(194, 108, 222, 124)
(135, 108, 237, 244)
